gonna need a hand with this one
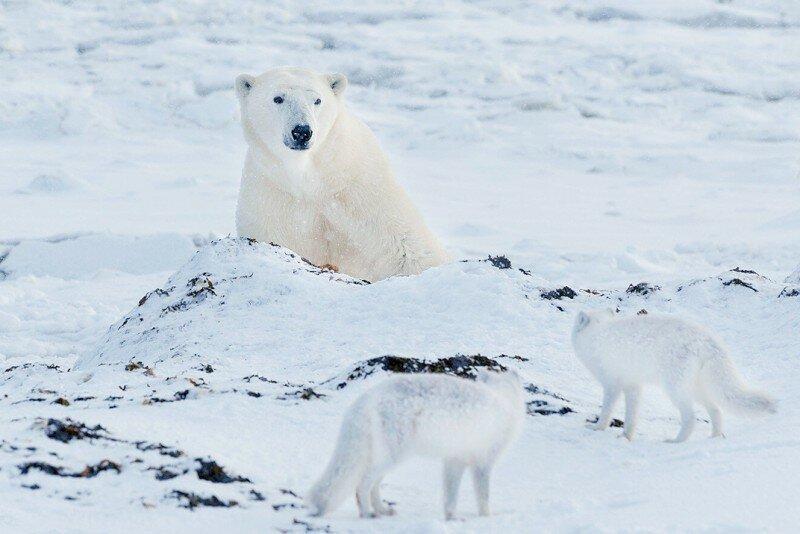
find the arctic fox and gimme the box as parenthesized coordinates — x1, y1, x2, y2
(306, 371, 525, 520)
(572, 310, 776, 442)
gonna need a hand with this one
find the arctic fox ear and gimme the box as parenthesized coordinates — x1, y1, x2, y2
(235, 74, 255, 99)
(327, 73, 348, 96)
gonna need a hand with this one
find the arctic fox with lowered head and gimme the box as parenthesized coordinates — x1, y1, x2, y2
(572, 309, 776, 442)
(234, 67, 449, 282)
(306, 370, 525, 519)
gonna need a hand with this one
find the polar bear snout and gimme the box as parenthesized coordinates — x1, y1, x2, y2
(288, 124, 313, 150)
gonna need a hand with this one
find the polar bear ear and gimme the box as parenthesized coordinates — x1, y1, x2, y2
(327, 73, 348, 96)
(235, 74, 255, 99)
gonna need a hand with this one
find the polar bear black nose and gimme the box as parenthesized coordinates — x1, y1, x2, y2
(291, 124, 313, 144)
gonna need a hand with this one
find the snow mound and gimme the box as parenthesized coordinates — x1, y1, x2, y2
(76, 239, 566, 380)
(13, 174, 87, 195)
(1, 233, 197, 279)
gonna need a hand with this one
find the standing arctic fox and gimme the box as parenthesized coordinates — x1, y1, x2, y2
(307, 370, 525, 520)
(572, 309, 776, 442)
(234, 67, 450, 282)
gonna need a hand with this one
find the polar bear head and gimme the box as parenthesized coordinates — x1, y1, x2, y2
(235, 67, 348, 157)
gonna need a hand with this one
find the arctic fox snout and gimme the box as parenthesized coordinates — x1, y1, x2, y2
(306, 371, 525, 520)
(572, 310, 776, 442)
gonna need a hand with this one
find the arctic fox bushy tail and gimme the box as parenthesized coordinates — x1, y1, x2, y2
(704, 357, 776, 415)
(307, 405, 371, 516)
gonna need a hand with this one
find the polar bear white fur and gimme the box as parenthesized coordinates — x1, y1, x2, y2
(234, 67, 449, 282)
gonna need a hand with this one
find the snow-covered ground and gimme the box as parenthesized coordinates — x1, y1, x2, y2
(1, 1, 799, 532)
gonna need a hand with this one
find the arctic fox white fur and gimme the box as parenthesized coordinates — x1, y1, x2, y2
(234, 67, 450, 282)
(306, 370, 525, 519)
(572, 309, 776, 442)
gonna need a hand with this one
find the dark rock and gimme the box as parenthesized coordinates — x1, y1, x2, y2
(486, 255, 512, 269)
(336, 354, 506, 389)
(527, 402, 574, 416)
(134, 441, 184, 458)
(195, 459, 251, 484)
(138, 288, 171, 307)
(626, 282, 660, 296)
(19, 459, 120, 478)
(722, 278, 757, 292)
(541, 286, 577, 300)
(587, 415, 624, 428)
(44, 419, 109, 443)
(731, 267, 759, 275)
(249, 489, 266, 502)
(169, 490, 238, 509)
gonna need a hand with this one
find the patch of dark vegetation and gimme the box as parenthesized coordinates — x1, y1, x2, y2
(524, 383, 569, 402)
(3, 362, 62, 373)
(496, 354, 529, 362)
(723, 278, 757, 292)
(486, 255, 512, 269)
(138, 288, 171, 307)
(280, 387, 325, 401)
(581, 288, 607, 296)
(731, 267, 759, 275)
(249, 489, 266, 502)
(169, 490, 238, 509)
(336, 354, 507, 389)
(134, 441, 184, 458)
(626, 282, 660, 296)
(145, 390, 191, 403)
(288, 518, 332, 533)
(200, 364, 214, 373)
(186, 273, 217, 299)
(124, 361, 154, 376)
(541, 286, 577, 300)
(73, 396, 96, 402)
(151, 466, 183, 481)
(19, 459, 121, 478)
(196, 459, 251, 484)
(44, 418, 109, 443)
(637, 309, 648, 315)
(779, 287, 799, 298)
(588, 415, 624, 428)
(243, 374, 278, 384)
(527, 400, 574, 416)
(22, 483, 40, 490)
(11, 397, 47, 404)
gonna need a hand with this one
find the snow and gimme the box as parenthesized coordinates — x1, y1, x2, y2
(1, 0, 799, 532)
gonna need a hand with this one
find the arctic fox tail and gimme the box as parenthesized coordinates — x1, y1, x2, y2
(703, 356, 776, 415)
(306, 405, 371, 516)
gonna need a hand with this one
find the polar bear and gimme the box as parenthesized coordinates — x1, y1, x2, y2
(234, 67, 449, 282)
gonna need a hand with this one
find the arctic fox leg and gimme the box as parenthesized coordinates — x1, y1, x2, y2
(623, 386, 641, 441)
(590, 385, 621, 430)
(357, 464, 394, 518)
(355, 482, 373, 518)
(703, 401, 724, 438)
(369, 476, 395, 516)
(443, 459, 466, 520)
(471, 464, 492, 517)
(665, 389, 696, 443)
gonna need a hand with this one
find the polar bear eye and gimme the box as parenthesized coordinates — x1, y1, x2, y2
(314, 98, 322, 106)
(273, 96, 284, 104)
